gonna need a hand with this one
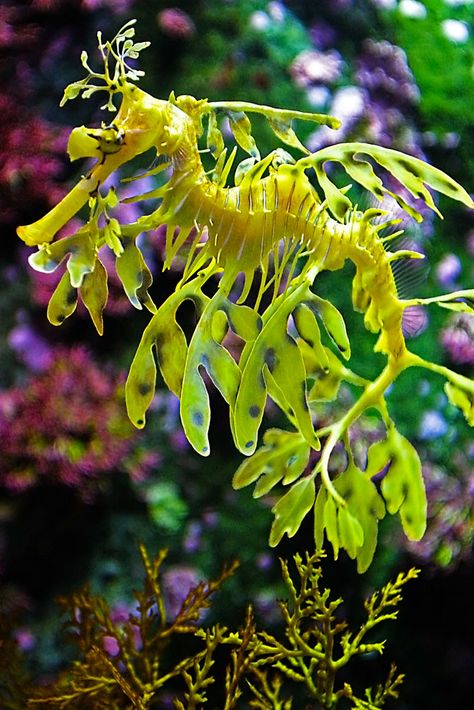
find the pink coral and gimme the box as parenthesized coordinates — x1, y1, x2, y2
(157, 8, 196, 38)
(0, 347, 154, 500)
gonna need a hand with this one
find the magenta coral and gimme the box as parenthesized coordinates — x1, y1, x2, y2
(0, 347, 153, 500)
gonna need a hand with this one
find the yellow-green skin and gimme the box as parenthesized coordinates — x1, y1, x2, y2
(17, 76, 474, 569)
(18, 81, 423, 363)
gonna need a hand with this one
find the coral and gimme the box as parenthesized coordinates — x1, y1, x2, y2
(0, 91, 69, 226)
(440, 313, 474, 366)
(0, 347, 153, 500)
(404, 459, 474, 569)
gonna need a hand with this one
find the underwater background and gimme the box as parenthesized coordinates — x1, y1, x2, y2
(0, 1, 473, 707)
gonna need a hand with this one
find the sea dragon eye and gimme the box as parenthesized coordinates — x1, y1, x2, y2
(89, 124, 126, 155)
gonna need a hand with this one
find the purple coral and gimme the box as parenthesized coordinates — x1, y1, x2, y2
(157, 8, 196, 38)
(290, 49, 343, 87)
(356, 39, 420, 107)
(0, 92, 69, 225)
(440, 314, 474, 366)
(405, 461, 474, 568)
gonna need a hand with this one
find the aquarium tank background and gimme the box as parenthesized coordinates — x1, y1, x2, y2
(1, 1, 473, 708)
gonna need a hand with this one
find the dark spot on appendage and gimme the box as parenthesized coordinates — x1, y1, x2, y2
(57, 315, 65, 323)
(245, 441, 254, 448)
(249, 405, 260, 418)
(343, 487, 353, 501)
(136, 419, 144, 426)
(201, 353, 210, 369)
(264, 347, 277, 372)
(138, 382, 152, 396)
(154, 332, 164, 350)
(66, 290, 77, 305)
(256, 318, 263, 332)
(193, 411, 204, 426)
(398, 158, 420, 178)
(202, 446, 209, 454)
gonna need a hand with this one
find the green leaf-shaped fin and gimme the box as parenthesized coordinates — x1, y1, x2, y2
(380, 428, 427, 541)
(232, 429, 310, 497)
(206, 110, 225, 159)
(267, 117, 309, 155)
(181, 293, 260, 456)
(126, 275, 209, 428)
(293, 303, 329, 372)
(434, 289, 474, 315)
(47, 270, 78, 326)
(227, 111, 261, 160)
(232, 284, 319, 455)
(305, 292, 351, 360)
(116, 236, 155, 312)
(444, 374, 474, 426)
(28, 230, 96, 288)
(269, 477, 315, 547)
(301, 142, 474, 222)
(79, 257, 108, 334)
(315, 465, 386, 573)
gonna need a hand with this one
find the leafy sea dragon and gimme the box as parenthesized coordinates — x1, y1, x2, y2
(17, 21, 474, 570)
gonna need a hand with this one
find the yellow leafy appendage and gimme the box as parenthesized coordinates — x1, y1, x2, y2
(17, 22, 474, 571)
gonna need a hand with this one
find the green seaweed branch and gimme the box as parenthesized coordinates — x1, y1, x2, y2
(1, 547, 417, 709)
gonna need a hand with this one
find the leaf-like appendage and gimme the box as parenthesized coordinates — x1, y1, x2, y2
(301, 142, 474, 221)
(435, 289, 474, 315)
(206, 110, 225, 159)
(47, 271, 78, 326)
(305, 293, 351, 360)
(126, 277, 208, 428)
(380, 429, 426, 541)
(315, 465, 386, 573)
(293, 303, 329, 372)
(269, 477, 315, 547)
(365, 439, 391, 479)
(79, 258, 108, 334)
(227, 111, 260, 160)
(232, 429, 310, 497)
(29, 231, 96, 288)
(232, 284, 319, 455)
(306, 348, 345, 402)
(115, 236, 155, 312)
(444, 378, 474, 426)
(267, 117, 309, 155)
(181, 293, 260, 456)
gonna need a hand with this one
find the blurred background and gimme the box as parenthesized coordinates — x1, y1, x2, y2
(0, 1, 473, 707)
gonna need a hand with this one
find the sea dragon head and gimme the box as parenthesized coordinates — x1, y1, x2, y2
(16, 20, 193, 247)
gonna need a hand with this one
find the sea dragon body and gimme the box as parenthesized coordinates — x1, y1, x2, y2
(17, 22, 474, 570)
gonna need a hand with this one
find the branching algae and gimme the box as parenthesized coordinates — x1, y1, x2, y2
(17, 21, 474, 571)
(7, 546, 416, 708)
